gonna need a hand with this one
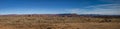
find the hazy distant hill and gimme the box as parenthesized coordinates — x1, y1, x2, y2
(0, 14, 120, 18)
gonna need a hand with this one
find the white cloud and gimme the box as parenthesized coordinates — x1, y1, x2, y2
(65, 8, 87, 14)
(66, 4, 120, 15)
(98, 0, 120, 4)
(85, 4, 120, 15)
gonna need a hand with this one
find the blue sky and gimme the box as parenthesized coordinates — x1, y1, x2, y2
(0, 0, 120, 15)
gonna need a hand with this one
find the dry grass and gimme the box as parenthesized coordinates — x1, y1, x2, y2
(0, 15, 120, 29)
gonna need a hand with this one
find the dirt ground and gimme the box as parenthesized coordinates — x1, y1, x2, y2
(0, 15, 120, 29)
(0, 23, 120, 29)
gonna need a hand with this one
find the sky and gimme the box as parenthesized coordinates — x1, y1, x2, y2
(0, 0, 120, 15)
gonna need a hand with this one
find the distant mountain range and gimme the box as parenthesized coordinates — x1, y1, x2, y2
(0, 14, 120, 18)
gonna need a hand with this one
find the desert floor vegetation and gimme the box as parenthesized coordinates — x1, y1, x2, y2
(0, 15, 120, 29)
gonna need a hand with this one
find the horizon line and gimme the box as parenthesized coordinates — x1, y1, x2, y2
(0, 13, 120, 15)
